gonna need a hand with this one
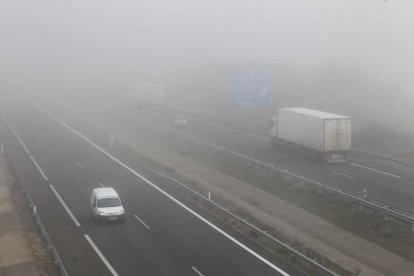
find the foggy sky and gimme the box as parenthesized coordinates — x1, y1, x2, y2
(1, 0, 413, 91)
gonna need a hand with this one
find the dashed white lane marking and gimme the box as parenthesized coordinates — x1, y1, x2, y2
(349, 162, 400, 179)
(30, 155, 48, 181)
(37, 104, 290, 275)
(84, 235, 119, 276)
(98, 182, 105, 187)
(134, 215, 151, 230)
(202, 110, 219, 117)
(17, 137, 30, 154)
(272, 151, 291, 159)
(230, 137, 244, 144)
(49, 185, 81, 227)
(75, 161, 84, 168)
(331, 171, 356, 180)
(191, 266, 204, 276)
(245, 133, 270, 142)
(197, 118, 239, 133)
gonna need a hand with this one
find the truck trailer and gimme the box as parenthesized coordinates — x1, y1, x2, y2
(270, 107, 351, 162)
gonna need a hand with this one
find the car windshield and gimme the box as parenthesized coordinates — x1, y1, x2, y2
(97, 198, 121, 208)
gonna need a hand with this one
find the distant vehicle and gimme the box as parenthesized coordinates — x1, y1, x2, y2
(133, 83, 166, 110)
(173, 114, 188, 126)
(270, 107, 351, 162)
(90, 187, 125, 224)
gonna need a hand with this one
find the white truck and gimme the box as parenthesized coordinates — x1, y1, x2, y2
(270, 107, 351, 162)
(133, 83, 166, 110)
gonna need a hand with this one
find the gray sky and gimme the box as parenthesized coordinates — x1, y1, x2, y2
(1, 0, 413, 90)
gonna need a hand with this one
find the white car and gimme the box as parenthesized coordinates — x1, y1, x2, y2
(173, 114, 188, 126)
(90, 187, 125, 224)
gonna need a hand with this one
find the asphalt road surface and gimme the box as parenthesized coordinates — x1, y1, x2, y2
(0, 100, 302, 276)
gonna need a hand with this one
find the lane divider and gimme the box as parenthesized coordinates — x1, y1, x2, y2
(49, 184, 81, 227)
(191, 266, 204, 276)
(0, 111, 18, 136)
(30, 155, 49, 181)
(349, 162, 400, 179)
(17, 137, 30, 154)
(331, 171, 356, 180)
(244, 132, 271, 142)
(84, 234, 119, 276)
(133, 215, 151, 230)
(36, 104, 290, 276)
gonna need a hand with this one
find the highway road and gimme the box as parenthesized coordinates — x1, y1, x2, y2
(50, 98, 414, 214)
(0, 99, 302, 275)
(170, 108, 414, 212)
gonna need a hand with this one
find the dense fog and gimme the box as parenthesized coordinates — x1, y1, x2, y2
(1, 0, 413, 153)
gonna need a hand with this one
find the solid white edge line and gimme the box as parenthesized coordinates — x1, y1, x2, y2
(349, 162, 400, 178)
(17, 137, 30, 154)
(75, 161, 84, 168)
(331, 171, 356, 180)
(36, 104, 290, 276)
(49, 184, 81, 227)
(29, 155, 49, 181)
(84, 235, 119, 276)
(0, 111, 18, 137)
(133, 215, 151, 230)
(191, 266, 204, 276)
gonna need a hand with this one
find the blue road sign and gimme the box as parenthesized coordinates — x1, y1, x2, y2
(231, 71, 272, 107)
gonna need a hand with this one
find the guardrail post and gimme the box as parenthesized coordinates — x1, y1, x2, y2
(208, 192, 211, 200)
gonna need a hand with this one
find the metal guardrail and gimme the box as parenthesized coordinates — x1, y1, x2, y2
(2, 142, 68, 276)
(167, 128, 414, 228)
(150, 170, 340, 276)
(22, 189, 68, 276)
